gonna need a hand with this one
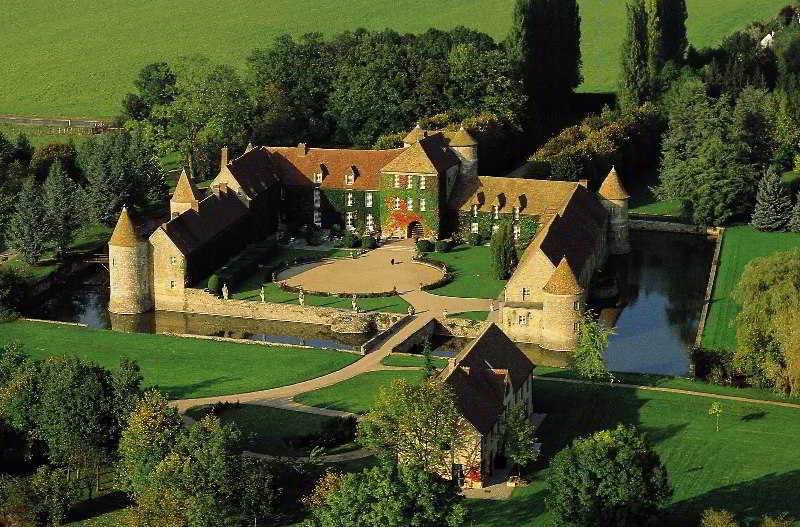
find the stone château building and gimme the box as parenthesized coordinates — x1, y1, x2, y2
(109, 128, 630, 350)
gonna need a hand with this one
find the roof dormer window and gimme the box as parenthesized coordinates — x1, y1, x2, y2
(314, 173, 322, 184)
(346, 166, 357, 186)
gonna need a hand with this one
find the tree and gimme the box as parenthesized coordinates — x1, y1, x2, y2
(620, 0, 650, 109)
(0, 269, 27, 322)
(506, 0, 582, 131)
(357, 378, 470, 474)
(30, 465, 80, 526)
(121, 62, 177, 121)
(116, 390, 183, 499)
(236, 457, 280, 527)
(572, 311, 614, 381)
(422, 338, 438, 381)
(708, 401, 723, 432)
(731, 87, 776, 170)
(546, 424, 672, 527)
(751, 170, 793, 231)
(43, 162, 80, 258)
(6, 178, 49, 264)
(789, 192, 800, 232)
(501, 404, 538, 475)
(732, 248, 800, 395)
(29, 142, 79, 184)
(303, 464, 467, 527)
(0, 475, 38, 527)
(702, 508, 739, 527)
(491, 222, 517, 280)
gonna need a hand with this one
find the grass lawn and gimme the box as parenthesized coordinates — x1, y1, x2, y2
(2, 1, 785, 118)
(0, 123, 94, 148)
(426, 245, 506, 299)
(185, 404, 359, 456)
(0, 320, 360, 399)
(380, 354, 449, 368)
(295, 370, 426, 414)
(469, 379, 800, 527)
(702, 225, 800, 351)
(450, 310, 489, 321)
(0, 224, 112, 284)
(229, 247, 410, 314)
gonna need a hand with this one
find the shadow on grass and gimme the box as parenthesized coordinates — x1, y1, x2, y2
(160, 376, 241, 399)
(467, 487, 549, 527)
(666, 471, 800, 526)
(68, 490, 130, 524)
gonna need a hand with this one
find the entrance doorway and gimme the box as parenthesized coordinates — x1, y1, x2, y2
(407, 221, 423, 239)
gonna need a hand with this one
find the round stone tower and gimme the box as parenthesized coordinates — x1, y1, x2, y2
(170, 169, 201, 220)
(448, 126, 478, 163)
(108, 207, 153, 314)
(598, 166, 631, 255)
(541, 257, 586, 351)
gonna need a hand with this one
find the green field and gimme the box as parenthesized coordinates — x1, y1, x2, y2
(0, 321, 359, 399)
(427, 245, 506, 299)
(450, 310, 490, 321)
(470, 379, 800, 527)
(702, 226, 800, 351)
(1, 0, 787, 118)
(295, 370, 426, 414)
(185, 404, 359, 456)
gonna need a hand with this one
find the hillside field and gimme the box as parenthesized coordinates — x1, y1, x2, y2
(2, 0, 787, 118)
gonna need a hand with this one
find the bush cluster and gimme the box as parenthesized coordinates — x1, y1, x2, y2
(339, 233, 360, 248)
(434, 240, 451, 253)
(209, 239, 277, 294)
(416, 239, 434, 253)
(467, 233, 482, 246)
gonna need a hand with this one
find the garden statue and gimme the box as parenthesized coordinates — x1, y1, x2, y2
(352, 294, 358, 312)
(222, 283, 229, 300)
(260, 285, 265, 303)
(299, 289, 305, 306)
(442, 308, 448, 318)
(490, 301, 495, 312)
(407, 305, 415, 316)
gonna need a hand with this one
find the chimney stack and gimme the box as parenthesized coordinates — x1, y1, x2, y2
(221, 146, 229, 167)
(297, 143, 308, 156)
(447, 357, 456, 375)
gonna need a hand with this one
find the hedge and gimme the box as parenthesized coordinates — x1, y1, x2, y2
(417, 239, 434, 253)
(435, 240, 451, 253)
(468, 233, 482, 246)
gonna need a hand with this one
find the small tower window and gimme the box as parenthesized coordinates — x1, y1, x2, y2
(522, 287, 530, 301)
(574, 300, 581, 311)
(169, 256, 177, 265)
(419, 176, 426, 190)
(169, 281, 176, 289)
(365, 192, 373, 207)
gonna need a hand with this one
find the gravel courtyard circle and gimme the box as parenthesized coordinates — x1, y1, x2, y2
(276, 240, 442, 295)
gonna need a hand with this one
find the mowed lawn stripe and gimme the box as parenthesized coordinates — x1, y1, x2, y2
(702, 226, 800, 351)
(0, 321, 360, 399)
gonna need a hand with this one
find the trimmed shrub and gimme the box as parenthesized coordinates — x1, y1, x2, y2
(362, 236, 377, 249)
(0, 268, 26, 321)
(467, 232, 482, 246)
(207, 274, 221, 295)
(341, 233, 360, 248)
(416, 239, 434, 253)
(435, 240, 450, 253)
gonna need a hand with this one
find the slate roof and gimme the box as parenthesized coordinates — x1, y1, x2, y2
(381, 133, 459, 174)
(109, 207, 140, 247)
(598, 166, 630, 200)
(543, 257, 584, 295)
(449, 175, 581, 216)
(160, 189, 249, 255)
(452, 323, 535, 390)
(222, 147, 279, 198)
(402, 126, 477, 147)
(172, 170, 202, 203)
(266, 146, 403, 190)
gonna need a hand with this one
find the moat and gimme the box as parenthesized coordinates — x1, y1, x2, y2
(28, 230, 714, 376)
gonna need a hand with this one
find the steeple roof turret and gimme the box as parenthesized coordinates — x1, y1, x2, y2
(598, 166, 630, 200)
(543, 257, 584, 295)
(109, 206, 140, 247)
(171, 169, 201, 203)
(449, 126, 478, 147)
(402, 124, 425, 145)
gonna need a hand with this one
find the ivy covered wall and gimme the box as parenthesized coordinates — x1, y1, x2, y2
(379, 173, 441, 238)
(281, 185, 383, 234)
(457, 211, 538, 249)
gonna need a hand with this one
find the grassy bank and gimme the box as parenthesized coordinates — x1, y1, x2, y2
(295, 370, 426, 414)
(0, 320, 359, 399)
(702, 225, 800, 351)
(2, 0, 786, 117)
(470, 378, 800, 526)
(426, 245, 506, 299)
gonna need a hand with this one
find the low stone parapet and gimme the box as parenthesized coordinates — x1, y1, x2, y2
(435, 317, 488, 339)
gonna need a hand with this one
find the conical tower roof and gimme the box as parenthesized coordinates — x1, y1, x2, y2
(543, 257, 584, 295)
(402, 124, 425, 145)
(171, 169, 201, 203)
(598, 166, 630, 200)
(449, 126, 478, 147)
(109, 206, 140, 247)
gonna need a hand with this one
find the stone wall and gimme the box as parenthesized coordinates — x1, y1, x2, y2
(435, 317, 488, 339)
(630, 217, 723, 236)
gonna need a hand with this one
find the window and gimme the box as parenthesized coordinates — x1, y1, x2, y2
(522, 287, 530, 301)
(513, 207, 519, 220)
(347, 192, 353, 207)
(394, 197, 401, 210)
(365, 192, 373, 207)
(472, 205, 478, 217)
(407, 176, 413, 189)
(407, 197, 413, 211)
(169, 256, 177, 265)
(314, 173, 322, 184)
(492, 224, 499, 234)
(169, 281, 176, 289)
(493, 205, 499, 220)
(394, 174, 400, 188)
(419, 176, 426, 190)
(574, 321, 580, 332)
(420, 198, 426, 211)
(281, 188, 286, 201)
(518, 315, 527, 326)
(313, 189, 320, 208)
(346, 172, 354, 185)
(346, 212, 354, 231)
(471, 222, 479, 234)
(574, 300, 581, 311)
(513, 225, 521, 241)
(314, 210, 321, 226)
(366, 213, 374, 231)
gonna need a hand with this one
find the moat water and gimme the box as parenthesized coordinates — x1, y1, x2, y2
(27, 230, 713, 376)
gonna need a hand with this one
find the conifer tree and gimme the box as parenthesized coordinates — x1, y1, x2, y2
(789, 191, 800, 233)
(6, 179, 49, 264)
(620, 0, 650, 109)
(751, 170, 793, 231)
(491, 223, 518, 279)
(43, 162, 80, 258)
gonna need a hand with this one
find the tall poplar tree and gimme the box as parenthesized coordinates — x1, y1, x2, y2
(507, 0, 582, 130)
(6, 179, 48, 264)
(620, 0, 650, 109)
(43, 162, 79, 258)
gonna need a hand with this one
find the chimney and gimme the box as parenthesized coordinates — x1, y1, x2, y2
(447, 357, 456, 375)
(297, 143, 308, 156)
(219, 182, 228, 194)
(221, 146, 229, 167)
(578, 179, 588, 188)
